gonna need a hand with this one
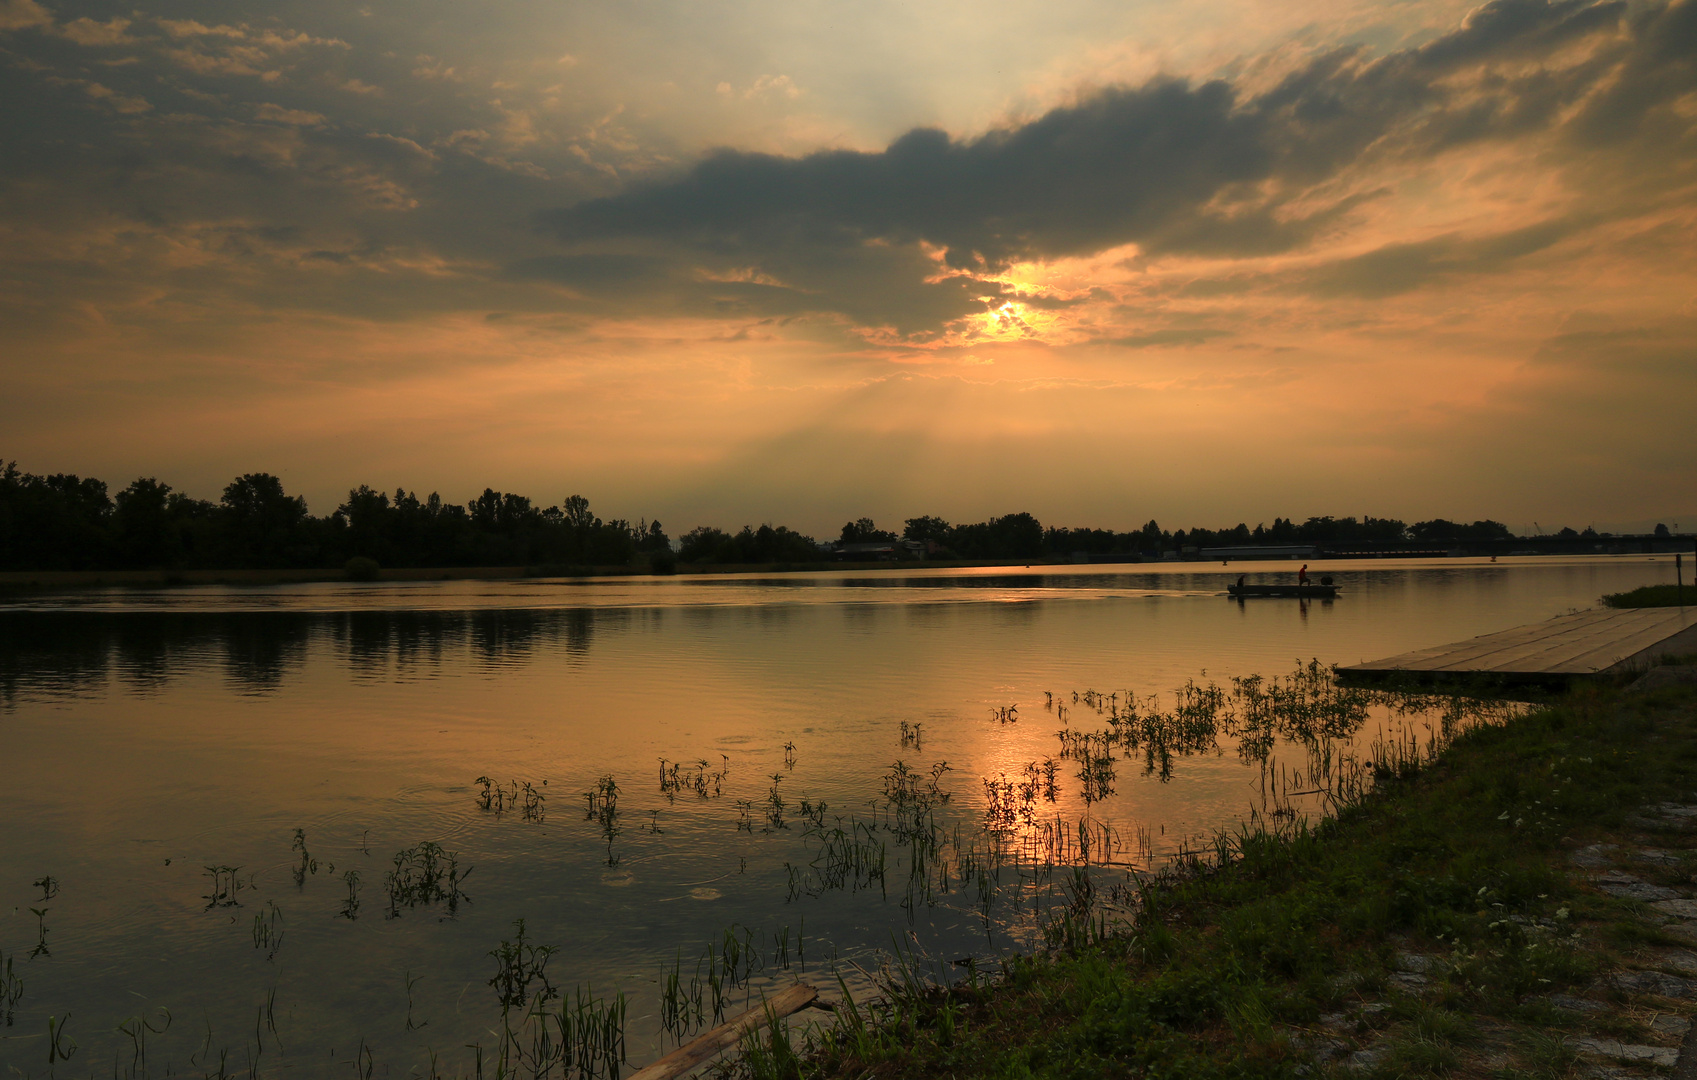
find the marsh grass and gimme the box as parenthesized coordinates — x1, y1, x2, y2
(767, 663, 1520, 965)
(736, 1001, 803, 1080)
(1603, 584, 1695, 608)
(659, 921, 815, 1045)
(746, 677, 1697, 1080)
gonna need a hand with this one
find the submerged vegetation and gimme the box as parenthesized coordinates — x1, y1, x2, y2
(731, 671, 1697, 1080)
(10, 656, 1694, 1080)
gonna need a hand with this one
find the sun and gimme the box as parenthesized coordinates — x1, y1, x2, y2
(975, 299, 1053, 341)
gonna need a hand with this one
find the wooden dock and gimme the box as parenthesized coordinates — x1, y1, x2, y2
(1341, 607, 1697, 683)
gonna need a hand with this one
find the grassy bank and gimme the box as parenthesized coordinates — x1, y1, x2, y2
(1605, 583, 1696, 608)
(744, 669, 1697, 1080)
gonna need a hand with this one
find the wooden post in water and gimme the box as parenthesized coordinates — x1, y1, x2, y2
(627, 983, 818, 1080)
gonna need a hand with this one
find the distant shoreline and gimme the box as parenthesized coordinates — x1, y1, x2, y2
(0, 550, 1681, 593)
(0, 558, 1046, 590)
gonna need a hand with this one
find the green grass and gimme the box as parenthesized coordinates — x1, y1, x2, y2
(755, 677, 1697, 1080)
(1602, 583, 1697, 607)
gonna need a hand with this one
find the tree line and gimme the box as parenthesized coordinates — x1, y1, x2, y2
(0, 460, 1627, 574)
(0, 465, 668, 572)
(844, 512, 1524, 560)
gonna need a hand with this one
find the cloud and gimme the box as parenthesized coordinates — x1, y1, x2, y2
(535, 0, 1696, 336)
(83, 81, 151, 113)
(255, 103, 327, 126)
(1108, 328, 1235, 348)
(745, 74, 801, 100)
(0, 0, 50, 30)
(156, 18, 248, 39)
(58, 17, 133, 45)
(1301, 218, 1580, 297)
(152, 18, 348, 79)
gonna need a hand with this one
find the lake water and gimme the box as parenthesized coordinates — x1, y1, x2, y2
(0, 556, 1679, 1078)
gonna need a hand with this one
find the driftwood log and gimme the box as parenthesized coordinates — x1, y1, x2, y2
(626, 983, 819, 1080)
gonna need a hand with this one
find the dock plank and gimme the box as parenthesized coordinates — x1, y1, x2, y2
(1343, 607, 1697, 681)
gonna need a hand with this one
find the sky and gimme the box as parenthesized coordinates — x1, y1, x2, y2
(2, 0, 1694, 536)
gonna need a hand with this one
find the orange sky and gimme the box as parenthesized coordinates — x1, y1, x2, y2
(2, 0, 1693, 535)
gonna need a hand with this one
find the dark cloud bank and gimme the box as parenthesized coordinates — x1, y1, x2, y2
(531, 0, 1697, 334)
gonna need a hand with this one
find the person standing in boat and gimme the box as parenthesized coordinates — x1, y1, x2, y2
(1298, 564, 1309, 585)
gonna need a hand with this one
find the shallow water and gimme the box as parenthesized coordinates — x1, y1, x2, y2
(0, 556, 1679, 1077)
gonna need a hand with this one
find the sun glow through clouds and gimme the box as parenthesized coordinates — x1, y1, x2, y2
(0, 0, 1692, 529)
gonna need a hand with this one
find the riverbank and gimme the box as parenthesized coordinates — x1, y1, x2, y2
(753, 665, 1697, 1080)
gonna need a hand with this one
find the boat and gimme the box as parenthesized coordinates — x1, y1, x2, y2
(1227, 583, 1340, 599)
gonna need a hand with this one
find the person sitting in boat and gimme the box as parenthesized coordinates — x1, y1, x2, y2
(1236, 574, 1245, 589)
(1298, 564, 1309, 585)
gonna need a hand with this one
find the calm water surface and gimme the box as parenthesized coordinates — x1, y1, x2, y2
(0, 556, 1678, 1076)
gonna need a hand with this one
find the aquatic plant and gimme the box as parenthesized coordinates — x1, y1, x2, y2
(797, 795, 829, 830)
(113, 1007, 170, 1080)
(404, 969, 427, 1031)
(545, 985, 628, 1079)
(475, 777, 548, 822)
(0, 948, 20, 1026)
(763, 774, 787, 831)
(383, 841, 471, 918)
(290, 829, 319, 889)
(657, 756, 727, 801)
(584, 775, 622, 864)
(489, 918, 557, 1012)
(28, 906, 50, 958)
(251, 900, 284, 959)
(521, 781, 547, 823)
(201, 866, 245, 910)
(339, 869, 362, 920)
(47, 1011, 76, 1069)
